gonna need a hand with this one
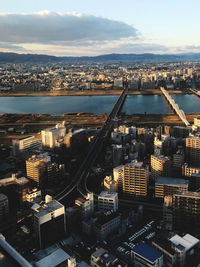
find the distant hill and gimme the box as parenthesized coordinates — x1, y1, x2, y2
(0, 52, 200, 63)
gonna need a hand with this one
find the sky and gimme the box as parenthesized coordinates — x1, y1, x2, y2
(0, 0, 200, 56)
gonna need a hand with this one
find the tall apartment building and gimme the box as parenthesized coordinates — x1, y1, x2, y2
(182, 163, 200, 177)
(186, 136, 200, 166)
(154, 137, 164, 155)
(172, 149, 184, 170)
(32, 196, 66, 249)
(123, 160, 149, 196)
(155, 177, 188, 198)
(47, 162, 65, 187)
(0, 194, 9, 221)
(163, 196, 173, 230)
(41, 123, 66, 149)
(173, 191, 200, 234)
(26, 155, 47, 187)
(98, 191, 118, 212)
(12, 136, 42, 158)
(151, 155, 171, 180)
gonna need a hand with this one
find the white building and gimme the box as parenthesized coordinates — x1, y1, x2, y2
(114, 78, 123, 88)
(12, 136, 42, 157)
(41, 123, 66, 148)
(98, 191, 118, 212)
(75, 193, 94, 218)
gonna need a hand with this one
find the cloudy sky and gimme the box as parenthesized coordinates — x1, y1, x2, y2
(0, 0, 200, 56)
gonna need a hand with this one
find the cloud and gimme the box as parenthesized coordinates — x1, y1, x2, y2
(0, 11, 138, 44)
(0, 42, 26, 51)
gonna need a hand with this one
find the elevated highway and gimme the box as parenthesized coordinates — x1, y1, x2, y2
(55, 87, 128, 201)
(160, 87, 190, 126)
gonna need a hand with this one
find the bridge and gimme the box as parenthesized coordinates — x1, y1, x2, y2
(55, 87, 128, 201)
(0, 236, 32, 267)
(189, 88, 200, 97)
(160, 87, 190, 126)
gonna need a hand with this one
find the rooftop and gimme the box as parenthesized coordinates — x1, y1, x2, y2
(98, 191, 118, 199)
(170, 234, 199, 252)
(153, 237, 176, 255)
(35, 248, 70, 267)
(151, 154, 170, 161)
(156, 177, 188, 186)
(33, 200, 64, 218)
(173, 191, 200, 198)
(132, 242, 162, 263)
(95, 211, 120, 227)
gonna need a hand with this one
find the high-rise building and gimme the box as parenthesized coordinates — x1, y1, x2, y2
(151, 155, 171, 180)
(98, 191, 118, 212)
(172, 149, 184, 171)
(26, 155, 47, 187)
(41, 123, 66, 148)
(0, 194, 9, 221)
(186, 136, 200, 166)
(154, 137, 164, 155)
(32, 196, 66, 249)
(155, 177, 188, 199)
(163, 196, 173, 230)
(65, 129, 87, 149)
(12, 136, 42, 158)
(47, 162, 65, 187)
(172, 191, 200, 234)
(123, 160, 149, 196)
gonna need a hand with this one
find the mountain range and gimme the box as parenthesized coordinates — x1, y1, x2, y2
(0, 52, 200, 63)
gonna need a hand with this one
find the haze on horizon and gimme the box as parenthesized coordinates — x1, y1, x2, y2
(1, 0, 200, 56)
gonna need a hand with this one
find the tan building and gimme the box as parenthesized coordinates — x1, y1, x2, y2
(155, 177, 188, 198)
(186, 136, 200, 166)
(151, 155, 171, 180)
(113, 165, 124, 189)
(26, 155, 47, 187)
(122, 160, 149, 196)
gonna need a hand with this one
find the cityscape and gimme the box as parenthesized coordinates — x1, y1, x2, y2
(1, 1, 200, 267)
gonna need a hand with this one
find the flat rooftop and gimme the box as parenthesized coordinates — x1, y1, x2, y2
(132, 242, 162, 263)
(156, 177, 188, 186)
(170, 234, 199, 252)
(173, 191, 200, 198)
(33, 200, 64, 218)
(35, 248, 70, 267)
(98, 191, 118, 199)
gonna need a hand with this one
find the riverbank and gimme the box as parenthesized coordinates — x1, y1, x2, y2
(0, 89, 190, 97)
(0, 112, 198, 132)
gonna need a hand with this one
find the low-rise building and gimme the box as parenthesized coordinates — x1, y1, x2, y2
(98, 191, 118, 212)
(132, 242, 163, 267)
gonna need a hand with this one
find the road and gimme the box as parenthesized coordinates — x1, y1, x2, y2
(55, 87, 128, 201)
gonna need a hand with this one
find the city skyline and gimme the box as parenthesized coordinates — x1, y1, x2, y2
(1, 0, 200, 56)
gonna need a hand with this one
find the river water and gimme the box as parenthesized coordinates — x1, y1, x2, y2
(0, 94, 199, 115)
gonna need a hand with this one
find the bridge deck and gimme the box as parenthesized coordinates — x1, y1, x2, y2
(160, 87, 190, 126)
